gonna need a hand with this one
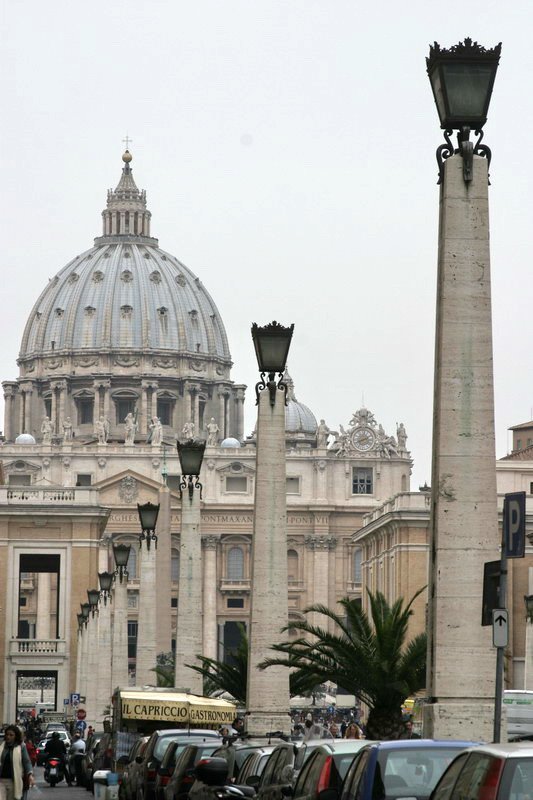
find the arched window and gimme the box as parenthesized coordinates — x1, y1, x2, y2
(227, 547, 244, 580)
(171, 550, 180, 582)
(353, 549, 362, 585)
(127, 546, 137, 579)
(287, 550, 299, 582)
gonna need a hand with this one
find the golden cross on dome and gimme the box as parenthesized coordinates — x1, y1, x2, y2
(122, 135, 132, 149)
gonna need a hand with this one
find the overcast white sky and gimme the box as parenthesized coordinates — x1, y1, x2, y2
(1, 0, 532, 489)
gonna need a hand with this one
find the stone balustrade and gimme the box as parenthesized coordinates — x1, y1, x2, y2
(1, 487, 100, 505)
(9, 639, 67, 656)
(219, 577, 251, 593)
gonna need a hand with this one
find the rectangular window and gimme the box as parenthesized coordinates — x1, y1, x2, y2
(156, 399, 172, 426)
(227, 598, 244, 609)
(116, 399, 135, 424)
(78, 399, 94, 425)
(530, 482, 533, 495)
(352, 467, 373, 495)
(76, 474, 92, 486)
(19, 597, 27, 607)
(44, 399, 52, 419)
(127, 620, 138, 659)
(171, 598, 178, 608)
(354, 549, 362, 584)
(517, 439, 522, 450)
(225, 476, 247, 493)
(9, 474, 31, 486)
(286, 477, 300, 494)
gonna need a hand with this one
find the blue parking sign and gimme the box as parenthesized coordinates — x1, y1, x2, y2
(70, 692, 80, 705)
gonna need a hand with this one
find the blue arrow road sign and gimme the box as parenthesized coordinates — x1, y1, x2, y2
(504, 492, 526, 558)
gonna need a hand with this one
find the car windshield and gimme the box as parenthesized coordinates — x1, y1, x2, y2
(376, 747, 464, 798)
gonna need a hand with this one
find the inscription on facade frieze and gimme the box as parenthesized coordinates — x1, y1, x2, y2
(202, 514, 253, 524)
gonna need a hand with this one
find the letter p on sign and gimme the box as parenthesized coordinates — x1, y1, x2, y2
(504, 492, 526, 559)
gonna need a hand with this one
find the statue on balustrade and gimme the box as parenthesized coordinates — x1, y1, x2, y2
(41, 416, 54, 443)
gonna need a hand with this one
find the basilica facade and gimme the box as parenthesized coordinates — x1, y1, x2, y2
(0, 152, 413, 723)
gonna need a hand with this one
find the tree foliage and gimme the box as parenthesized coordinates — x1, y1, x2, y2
(259, 589, 427, 740)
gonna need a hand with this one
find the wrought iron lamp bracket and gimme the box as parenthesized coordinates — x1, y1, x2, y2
(436, 127, 492, 185)
(139, 529, 158, 550)
(115, 566, 129, 584)
(179, 475, 203, 500)
(255, 371, 289, 407)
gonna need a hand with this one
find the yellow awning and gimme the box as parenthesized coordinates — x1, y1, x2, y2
(119, 691, 236, 724)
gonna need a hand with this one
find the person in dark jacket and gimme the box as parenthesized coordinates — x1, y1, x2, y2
(44, 731, 71, 785)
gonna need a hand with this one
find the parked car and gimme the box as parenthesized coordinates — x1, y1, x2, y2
(137, 730, 220, 800)
(161, 741, 220, 800)
(286, 740, 371, 800)
(45, 723, 67, 734)
(337, 740, 479, 800)
(79, 732, 105, 790)
(120, 737, 150, 800)
(429, 742, 533, 799)
(235, 747, 277, 791)
(189, 741, 270, 800)
(253, 740, 325, 800)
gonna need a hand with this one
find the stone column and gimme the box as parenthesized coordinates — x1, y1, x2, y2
(218, 391, 226, 439)
(246, 385, 290, 736)
(424, 155, 500, 742)
(36, 572, 51, 640)
(236, 388, 245, 441)
(95, 598, 112, 722)
(141, 383, 149, 436)
(155, 487, 172, 656)
(174, 489, 203, 694)
(202, 536, 218, 661)
(101, 380, 111, 425)
(135, 542, 158, 685)
(57, 381, 67, 432)
(2, 384, 15, 441)
(524, 568, 533, 690)
(111, 575, 129, 691)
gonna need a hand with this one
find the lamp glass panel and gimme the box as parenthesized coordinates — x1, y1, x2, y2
(87, 588, 100, 606)
(429, 68, 446, 123)
(178, 442, 205, 476)
(137, 502, 160, 531)
(99, 571, 113, 592)
(254, 333, 292, 373)
(113, 543, 131, 568)
(441, 63, 493, 119)
(81, 603, 90, 618)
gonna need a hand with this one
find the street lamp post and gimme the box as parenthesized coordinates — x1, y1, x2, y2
(174, 438, 206, 693)
(246, 321, 294, 737)
(78, 602, 91, 706)
(111, 543, 131, 690)
(135, 501, 160, 685)
(85, 588, 101, 725)
(424, 38, 502, 742)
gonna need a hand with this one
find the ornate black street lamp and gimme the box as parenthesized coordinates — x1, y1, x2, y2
(77, 613, 85, 631)
(137, 501, 160, 549)
(177, 439, 206, 499)
(525, 595, 533, 624)
(87, 588, 100, 617)
(113, 543, 131, 583)
(251, 321, 294, 406)
(98, 571, 114, 605)
(426, 38, 501, 182)
(80, 602, 91, 625)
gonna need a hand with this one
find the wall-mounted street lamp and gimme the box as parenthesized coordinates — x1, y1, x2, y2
(87, 588, 100, 617)
(137, 501, 160, 549)
(80, 602, 91, 625)
(98, 571, 114, 605)
(77, 613, 85, 631)
(177, 439, 206, 500)
(251, 321, 294, 406)
(113, 543, 131, 583)
(525, 595, 533, 624)
(426, 38, 501, 183)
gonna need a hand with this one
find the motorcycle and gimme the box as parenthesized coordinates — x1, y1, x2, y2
(44, 756, 66, 787)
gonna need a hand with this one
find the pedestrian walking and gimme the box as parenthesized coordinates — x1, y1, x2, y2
(0, 725, 35, 800)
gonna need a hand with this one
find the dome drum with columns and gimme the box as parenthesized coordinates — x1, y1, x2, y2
(3, 152, 245, 444)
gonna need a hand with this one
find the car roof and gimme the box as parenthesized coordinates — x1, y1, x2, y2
(460, 742, 533, 757)
(311, 741, 376, 754)
(366, 739, 479, 750)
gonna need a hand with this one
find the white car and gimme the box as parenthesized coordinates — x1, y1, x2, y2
(44, 730, 71, 747)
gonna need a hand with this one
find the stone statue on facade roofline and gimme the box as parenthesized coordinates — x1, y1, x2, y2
(149, 416, 163, 446)
(396, 422, 407, 451)
(182, 420, 195, 440)
(331, 425, 348, 456)
(95, 416, 108, 444)
(62, 417, 73, 441)
(124, 411, 137, 445)
(316, 419, 330, 449)
(206, 418, 219, 447)
(41, 416, 54, 443)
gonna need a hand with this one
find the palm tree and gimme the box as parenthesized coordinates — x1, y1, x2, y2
(259, 589, 427, 740)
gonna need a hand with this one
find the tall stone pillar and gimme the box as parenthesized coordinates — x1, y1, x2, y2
(218, 392, 226, 439)
(424, 155, 500, 742)
(135, 541, 158, 685)
(236, 389, 245, 441)
(111, 575, 129, 691)
(202, 536, 218, 660)
(2, 384, 16, 441)
(95, 599, 112, 722)
(174, 490, 203, 694)
(155, 487, 172, 656)
(57, 381, 67, 431)
(524, 568, 533, 690)
(36, 572, 51, 640)
(246, 386, 290, 736)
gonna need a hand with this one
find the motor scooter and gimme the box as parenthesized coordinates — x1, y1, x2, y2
(44, 755, 66, 787)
